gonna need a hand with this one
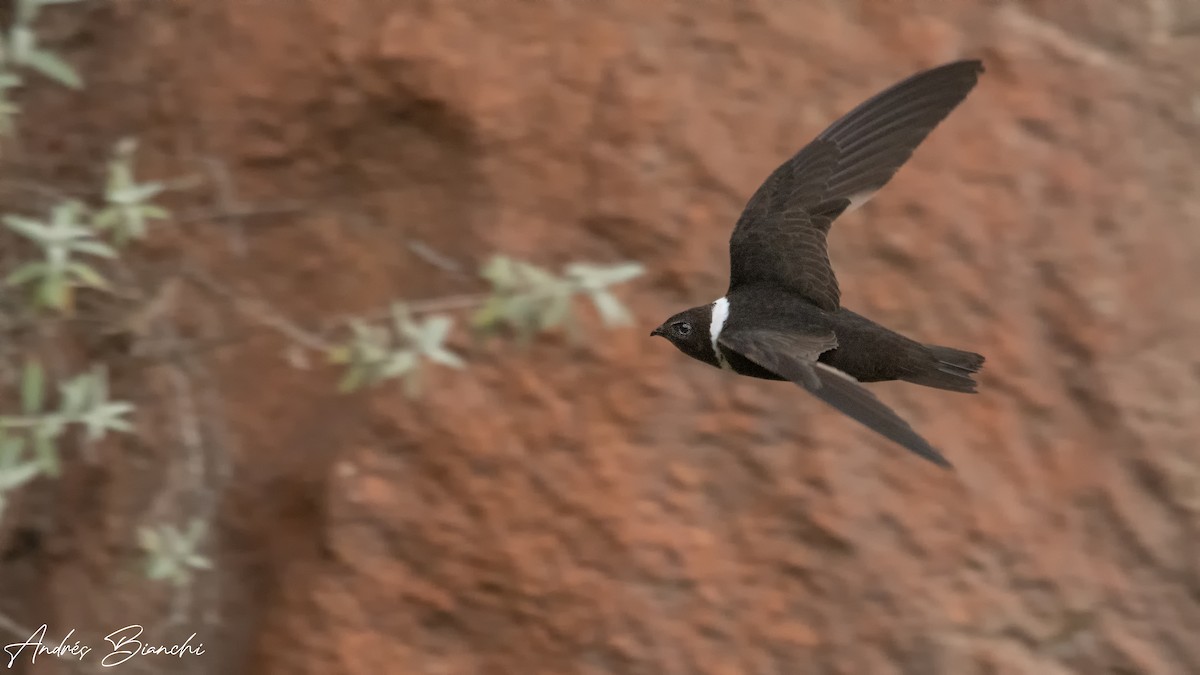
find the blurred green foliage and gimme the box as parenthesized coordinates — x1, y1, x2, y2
(0, 0, 85, 135)
(330, 256, 644, 394)
(473, 255, 644, 339)
(0, 362, 134, 520)
(138, 519, 212, 587)
(0, 0, 645, 593)
(330, 305, 465, 396)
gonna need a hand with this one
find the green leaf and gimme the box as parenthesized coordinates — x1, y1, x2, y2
(137, 526, 160, 551)
(337, 364, 367, 393)
(378, 349, 417, 380)
(80, 401, 135, 440)
(91, 207, 121, 230)
(38, 415, 67, 440)
(0, 434, 39, 493)
(565, 261, 646, 288)
(5, 262, 48, 286)
(420, 314, 453, 347)
(518, 261, 559, 289)
(3, 214, 50, 241)
(9, 26, 35, 62)
(139, 520, 210, 586)
(38, 274, 69, 310)
(110, 182, 165, 205)
(57, 374, 88, 417)
(326, 345, 351, 364)
(67, 261, 109, 289)
(538, 291, 572, 331)
(70, 239, 118, 258)
(588, 289, 633, 326)
(471, 297, 507, 332)
(146, 556, 174, 581)
(166, 527, 187, 551)
(0, 435, 23, 462)
(389, 302, 415, 338)
(480, 255, 516, 288)
(32, 428, 59, 477)
(0, 463, 40, 491)
(140, 204, 171, 220)
(21, 360, 44, 414)
(0, 452, 41, 491)
(49, 198, 87, 224)
(426, 345, 464, 369)
(103, 414, 135, 434)
(21, 48, 82, 89)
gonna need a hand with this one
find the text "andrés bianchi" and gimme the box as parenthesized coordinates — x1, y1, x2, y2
(4, 623, 205, 668)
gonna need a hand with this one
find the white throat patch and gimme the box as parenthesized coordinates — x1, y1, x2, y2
(709, 297, 732, 370)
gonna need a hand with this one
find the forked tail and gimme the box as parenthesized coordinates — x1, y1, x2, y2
(901, 345, 985, 393)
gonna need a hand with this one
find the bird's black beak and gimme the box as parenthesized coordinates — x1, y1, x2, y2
(650, 326, 664, 338)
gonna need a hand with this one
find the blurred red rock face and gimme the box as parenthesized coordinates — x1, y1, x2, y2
(4, 1, 1200, 674)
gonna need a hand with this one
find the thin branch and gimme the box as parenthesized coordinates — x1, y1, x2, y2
(407, 239, 467, 276)
(173, 201, 307, 226)
(191, 156, 248, 256)
(161, 334, 205, 627)
(0, 414, 69, 428)
(180, 265, 332, 352)
(320, 293, 489, 332)
(0, 610, 32, 640)
(0, 177, 81, 201)
(159, 174, 206, 192)
(184, 258, 491, 349)
(405, 293, 491, 314)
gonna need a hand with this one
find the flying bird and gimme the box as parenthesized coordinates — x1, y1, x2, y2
(651, 60, 986, 468)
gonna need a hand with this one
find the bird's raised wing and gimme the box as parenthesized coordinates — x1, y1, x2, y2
(728, 60, 984, 310)
(718, 328, 952, 468)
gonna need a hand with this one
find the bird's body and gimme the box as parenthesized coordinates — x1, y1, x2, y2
(712, 291, 981, 391)
(652, 60, 988, 468)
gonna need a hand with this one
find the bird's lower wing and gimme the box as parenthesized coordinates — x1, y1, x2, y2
(718, 329, 952, 468)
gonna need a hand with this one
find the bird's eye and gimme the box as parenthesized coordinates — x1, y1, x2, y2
(673, 322, 691, 336)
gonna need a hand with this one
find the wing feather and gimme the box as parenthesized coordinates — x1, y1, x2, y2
(718, 329, 952, 468)
(728, 60, 984, 310)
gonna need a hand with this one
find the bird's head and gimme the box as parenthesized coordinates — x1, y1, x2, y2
(650, 304, 717, 365)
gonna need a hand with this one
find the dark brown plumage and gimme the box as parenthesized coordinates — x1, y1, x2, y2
(651, 60, 987, 468)
(728, 59, 986, 311)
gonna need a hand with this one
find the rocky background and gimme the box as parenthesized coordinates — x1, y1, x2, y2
(2, 0, 1200, 673)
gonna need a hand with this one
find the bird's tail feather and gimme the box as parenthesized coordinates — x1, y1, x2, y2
(901, 345, 985, 393)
